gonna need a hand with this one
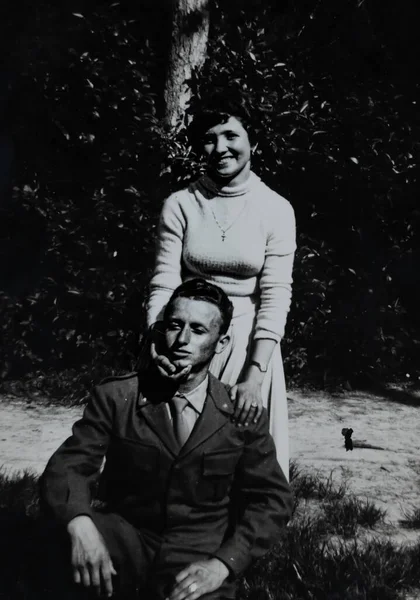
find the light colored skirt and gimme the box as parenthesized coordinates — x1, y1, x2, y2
(209, 296, 289, 479)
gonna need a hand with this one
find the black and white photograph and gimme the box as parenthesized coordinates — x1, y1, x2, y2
(0, 1, 419, 598)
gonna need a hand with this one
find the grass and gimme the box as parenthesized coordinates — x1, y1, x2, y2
(0, 467, 419, 600)
(240, 534, 420, 600)
(399, 507, 420, 530)
(291, 470, 347, 503)
(0, 469, 41, 600)
(322, 496, 387, 538)
(0, 468, 40, 517)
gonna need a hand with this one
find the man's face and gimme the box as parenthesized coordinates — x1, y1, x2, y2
(163, 297, 229, 373)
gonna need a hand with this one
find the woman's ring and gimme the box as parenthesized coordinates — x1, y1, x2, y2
(189, 583, 198, 593)
(251, 402, 258, 408)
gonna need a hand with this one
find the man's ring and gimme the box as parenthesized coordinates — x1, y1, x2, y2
(189, 583, 198, 593)
(251, 402, 258, 408)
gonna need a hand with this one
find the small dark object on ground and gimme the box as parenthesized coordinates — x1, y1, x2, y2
(342, 427, 354, 451)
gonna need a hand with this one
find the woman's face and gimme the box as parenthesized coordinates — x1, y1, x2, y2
(202, 116, 252, 186)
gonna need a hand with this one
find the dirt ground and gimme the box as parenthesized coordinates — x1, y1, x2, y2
(288, 388, 420, 547)
(1, 387, 419, 547)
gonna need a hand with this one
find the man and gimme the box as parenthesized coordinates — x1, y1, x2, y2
(40, 278, 293, 600)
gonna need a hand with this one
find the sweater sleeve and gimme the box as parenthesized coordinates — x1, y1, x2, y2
(146, 193, 186, 327)
(254, 197, 296, 342)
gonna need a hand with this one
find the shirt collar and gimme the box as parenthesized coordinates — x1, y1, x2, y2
(174, 376, 209, 414)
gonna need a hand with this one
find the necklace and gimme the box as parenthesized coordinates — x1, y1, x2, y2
(208, 200, 248, 242)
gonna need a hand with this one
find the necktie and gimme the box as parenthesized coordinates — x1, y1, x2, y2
(170, 396, 190, 447)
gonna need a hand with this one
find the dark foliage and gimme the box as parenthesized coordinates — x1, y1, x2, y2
(0, 0, 419, 398)
(195, 0, 420, 388)
(322, 496, 386, 537)
(239, 532, 420, 600)
(0, 470, 40, 599)
(0, 1, 170, 392)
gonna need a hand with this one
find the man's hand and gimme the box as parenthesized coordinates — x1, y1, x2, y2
(67, 515, 116, 597)
(167, 558, 229, 600)
(230, 380, 263, 426)
(150, 341, 192, 381)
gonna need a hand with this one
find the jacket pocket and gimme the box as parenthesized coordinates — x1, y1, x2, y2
(99, 437, 160, 502)
(201, 447, 244, 502)
(109, 436, 160, 473)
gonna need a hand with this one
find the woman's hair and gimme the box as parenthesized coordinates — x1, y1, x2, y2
(164, 278, 233, 335)
(187, 91, 254, 152)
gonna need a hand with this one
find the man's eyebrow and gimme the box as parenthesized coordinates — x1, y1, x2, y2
(191, 322, 209, 330)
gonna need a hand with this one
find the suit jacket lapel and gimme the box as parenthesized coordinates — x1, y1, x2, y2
(179, 374, 234, 458)
(138, 395, 179, 457)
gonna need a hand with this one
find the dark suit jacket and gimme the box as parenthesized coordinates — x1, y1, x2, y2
(40, 373, 293, 577)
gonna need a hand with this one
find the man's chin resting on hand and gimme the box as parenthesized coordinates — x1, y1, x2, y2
(37, 279, 293, 600)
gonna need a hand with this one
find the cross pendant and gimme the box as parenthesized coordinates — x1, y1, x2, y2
(221, 233, 226, 242)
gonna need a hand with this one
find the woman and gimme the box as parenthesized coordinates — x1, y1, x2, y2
(146, 94, 296, 478)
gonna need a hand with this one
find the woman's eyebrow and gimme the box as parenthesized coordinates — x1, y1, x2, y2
(204, 129, 238, 137)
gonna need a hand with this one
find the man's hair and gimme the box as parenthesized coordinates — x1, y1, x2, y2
(187, 91, 254, 152)
(164, 278, 233, 335)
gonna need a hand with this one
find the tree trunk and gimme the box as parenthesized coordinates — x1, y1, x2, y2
(164, 0, 210, 129)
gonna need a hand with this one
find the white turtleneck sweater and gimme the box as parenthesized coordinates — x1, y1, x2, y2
(147, 172, 296, 342)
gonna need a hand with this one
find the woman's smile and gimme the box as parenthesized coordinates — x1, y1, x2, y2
(214, 156, 235, 168)
(203, 116, 251, 186)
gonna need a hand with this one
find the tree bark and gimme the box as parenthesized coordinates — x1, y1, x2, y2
(164, 0, 210, 129)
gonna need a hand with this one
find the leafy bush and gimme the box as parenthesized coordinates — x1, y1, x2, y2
(1, 0, 419, 397)
(192, 1, 420, 387)
(1, 2, 169, 388)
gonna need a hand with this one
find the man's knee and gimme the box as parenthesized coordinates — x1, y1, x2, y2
(90, 511, 157, 590)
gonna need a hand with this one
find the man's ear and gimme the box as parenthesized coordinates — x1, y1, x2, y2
(215, 333, 230, 355)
